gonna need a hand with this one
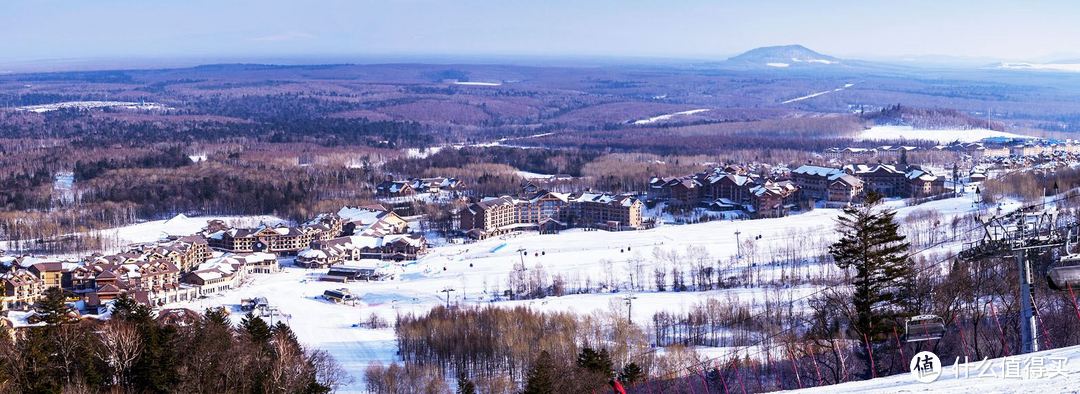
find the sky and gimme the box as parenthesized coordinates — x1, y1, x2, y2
(2, 0, 1080, 70)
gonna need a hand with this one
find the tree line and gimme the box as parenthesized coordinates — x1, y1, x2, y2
(0, 289, 348, 393)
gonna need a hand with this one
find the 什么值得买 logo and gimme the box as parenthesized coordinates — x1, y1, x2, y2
(910, 351, 942, 383)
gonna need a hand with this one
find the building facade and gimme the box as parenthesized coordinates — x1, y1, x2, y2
(458, 190, 644, 239)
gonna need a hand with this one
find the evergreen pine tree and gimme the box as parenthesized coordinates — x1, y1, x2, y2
(272, 321, 299, 345)
(576, 347, 614, 377)
(619, 362, 644, 385)
(130, 322, 179, 391)
(523, 351, 558, 394)
(111, 293, 152, 323)
(33, 287, 73, 327)
(456, 371, 477, 394)
(203, 307, 231, 328)
(828, 192, 913, 375)
(240, 312, 272, 344)
(19, 329, 61, 392)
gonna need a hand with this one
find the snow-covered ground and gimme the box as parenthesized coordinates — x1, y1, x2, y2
(997, 62, 1080, 73)
(149, 196, 1008, 392)
(781, 83, 854, 104)
(793, 58, 836, 65)
(452, 81, 502, 86)
(404, 146, 444, 158)
(105, 214, 284, 246)
(516, 170, 555, 180)
(0, 214, 286, 257)
(790, 344, 1080, 393)
(632, 108, 710, 125)
(858, 125, 1033, 144)
(15, 100, 171, 113)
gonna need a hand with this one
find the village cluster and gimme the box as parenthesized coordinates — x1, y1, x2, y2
(648, 138, 1080, 219)
(0, 205, 423, 313)
(648, 161, 946, 218)
(824, 138, 1080, 162)
(376, 176, 648, 239)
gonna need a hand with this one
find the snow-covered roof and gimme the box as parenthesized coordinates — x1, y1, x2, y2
(245, 252, 276, 261)
(384, 234, 424, 247)
(830, 174, 863, 187)
(17, 256, 47, 268)
(299, 248, 328, 259)
(337, 206, 385, 223)
(192, 270, 223, 281)
(792, 165, 842, 177)
(348, 235, 384, 249)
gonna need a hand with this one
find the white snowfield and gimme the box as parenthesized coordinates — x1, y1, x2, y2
(764, 57, 837, 68)
(789, 344, 1080, 393)
(858, 125, 1032, 144)
(781, 83, 855, 104)
(632, 109, 710, 125)
(452, 81, 502, 86)
(516, 170, 555, 180)
(0, 214, 285, 258)
(154, 196, 1005, 392)
(106, 214, 285, 246)
(15, 100, 171, 113)
(792, 58, 836, 65)
(997, 62, 1080, 73)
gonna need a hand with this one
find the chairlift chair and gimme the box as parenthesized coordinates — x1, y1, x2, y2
(905, 314, 945, 343)
(1047, 254, 1080, 291)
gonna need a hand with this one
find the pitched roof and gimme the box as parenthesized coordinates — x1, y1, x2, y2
(29, 262, 66, 273)
(96, 283, 121, 294)
(830, 174, 863, 187)
(793, 165, 843, 177)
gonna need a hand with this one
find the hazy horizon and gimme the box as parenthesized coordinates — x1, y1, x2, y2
(4, 0, 1080, 71)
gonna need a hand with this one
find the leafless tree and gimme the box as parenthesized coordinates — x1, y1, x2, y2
(96, 320, 143, 388)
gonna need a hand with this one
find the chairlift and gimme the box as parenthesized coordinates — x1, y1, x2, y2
(905, 314, 945, 343)
(1047, 254, 1080, 291)
(1049, 228, 1080, 291)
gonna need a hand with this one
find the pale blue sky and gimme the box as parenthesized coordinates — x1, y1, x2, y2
(2, 0, 1079, 67)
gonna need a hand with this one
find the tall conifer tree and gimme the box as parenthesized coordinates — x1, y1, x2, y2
(829, 192, 914, 375)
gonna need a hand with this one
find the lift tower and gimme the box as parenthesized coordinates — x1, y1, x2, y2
(966, 208, 1073, 354)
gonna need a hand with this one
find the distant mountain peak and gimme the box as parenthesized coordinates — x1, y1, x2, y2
(727, 45, 840, 68)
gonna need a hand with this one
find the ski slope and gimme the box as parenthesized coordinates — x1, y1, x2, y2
(0, 214, 285, 257)
(104, 214, 285, 246)
(789, 344, 1080, 393)
(781, 83, 854, 104)
(632, 108, 710, 124)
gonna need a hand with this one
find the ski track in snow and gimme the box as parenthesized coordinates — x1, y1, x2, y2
(632, 108, 710, 125)
(782, 83, 855, 104)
